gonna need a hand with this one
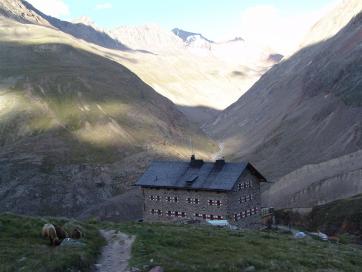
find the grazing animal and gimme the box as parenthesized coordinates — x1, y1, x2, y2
(42, 223, 60, 246)
(71, 227, 82, 239)
(329, 236, 340, 244)
(54, 224, 68, 240)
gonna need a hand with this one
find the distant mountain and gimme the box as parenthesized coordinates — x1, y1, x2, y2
(172, 28, 214, 43)
(0, 2, 217, 217)
(205, 0, 362, 208)
(227, 37, 245, 43)
(110, 24, 184, 53)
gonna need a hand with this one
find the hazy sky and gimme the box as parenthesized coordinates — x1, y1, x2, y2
(27, 0, 339, 53)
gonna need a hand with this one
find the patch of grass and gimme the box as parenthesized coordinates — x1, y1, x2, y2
(0, 213, 105, 272)
(309, 194, 362, 237)
(96, 222, 362, 272)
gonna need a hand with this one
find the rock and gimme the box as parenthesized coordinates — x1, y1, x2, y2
(243, 266, 256, 272)
(18, 257, 27, 262)
(60, 238, 85, 247)
(149, 266, 164, 272)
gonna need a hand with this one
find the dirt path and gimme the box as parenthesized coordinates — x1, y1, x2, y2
(95, 230, 135, 272)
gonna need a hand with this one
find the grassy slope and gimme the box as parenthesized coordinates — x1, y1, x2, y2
(309, 194, 362, 236)
(2, 213, 362, 272)
(0, 213, 105, 272)
(106, 222, 362, 272)
(275, 194, 362, 243)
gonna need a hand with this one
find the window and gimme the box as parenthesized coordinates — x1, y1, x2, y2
(239, 194, 255, 204)
(150, 209, 162, 215)
(165, 196, 178, 202)
(187, 198, 200, 204)
(165, 211, 186, 217)
(208, 200, 223, 206)
(149, 195, 161, 201)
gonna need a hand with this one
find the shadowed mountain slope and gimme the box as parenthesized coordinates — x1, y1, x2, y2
(0, 15, 217, 217)
(205, 2, 362, 207)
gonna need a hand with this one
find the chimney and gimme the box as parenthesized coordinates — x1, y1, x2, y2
(190, 155, 203, 167)
(215, 158, 225, 169)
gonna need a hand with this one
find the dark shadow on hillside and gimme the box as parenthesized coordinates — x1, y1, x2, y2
(0, 39, 218, 218)
(209, 10, 362, 184)
(231, 71, 246, 78)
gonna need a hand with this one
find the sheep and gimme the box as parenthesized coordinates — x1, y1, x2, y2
(71, 227, 82, 239)
(54, 224, 68, 240)
(42, 223, 60, 246)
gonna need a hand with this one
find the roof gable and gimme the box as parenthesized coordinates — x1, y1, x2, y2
(135, 160, 267, 191)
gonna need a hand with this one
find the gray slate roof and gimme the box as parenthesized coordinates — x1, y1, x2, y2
(135, 160, 266, 191)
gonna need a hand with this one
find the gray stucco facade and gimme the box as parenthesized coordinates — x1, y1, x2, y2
(140, 165, 264, 228)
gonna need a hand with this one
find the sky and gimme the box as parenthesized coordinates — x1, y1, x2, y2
(27, 0, 339, 53)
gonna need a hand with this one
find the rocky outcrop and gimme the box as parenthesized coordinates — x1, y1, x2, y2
(0, 0, 51, 25)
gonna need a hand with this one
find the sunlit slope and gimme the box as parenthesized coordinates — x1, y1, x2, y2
(0, 17, 217, 216)
(109, 24, 276, 124)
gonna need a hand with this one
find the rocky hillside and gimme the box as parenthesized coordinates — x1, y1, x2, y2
(205, 1, 362, 207)
(172, 27, 214, 49)
(1, 0, 129, 50)
(110, 24, 184, 53)
(0, 6, 217, 218)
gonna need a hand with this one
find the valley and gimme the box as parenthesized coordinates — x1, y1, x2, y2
(0, 0, 361, 228)
(1, 1, 362, 271)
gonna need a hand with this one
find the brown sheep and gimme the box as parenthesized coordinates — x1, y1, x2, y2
(42, 223, 60, 246)
(54, 224, 68, 240)
(71, 227, 82, 239)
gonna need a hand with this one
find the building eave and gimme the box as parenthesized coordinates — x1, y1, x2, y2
(134, 184, 230, 193)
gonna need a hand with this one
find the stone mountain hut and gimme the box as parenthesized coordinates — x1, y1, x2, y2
(135, 155, 269, 228)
